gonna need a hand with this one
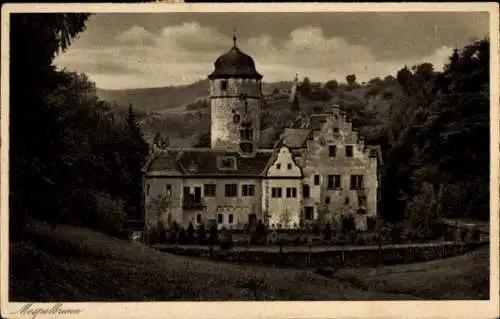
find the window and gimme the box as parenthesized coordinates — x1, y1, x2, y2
(146, 184, 150, 196)
(276, 163, 281, 169)
(287, 163, 292, 170)
(240, 128, 252, 140)
(196, 214, 202, 224)
(228, 214, 234, 224)
(305, 207, 314, 220)
(183, 186, 190, 200)
(346, 145, 353, 157)
(358, 196, 367, 208)
(325, 196, 331, 204)
(225, 184, 238, 197)
(220, 80, 228, 90)
(327, 175, 341, 190)
(286, 187, 297, 198)
(302, 185, 310, 198)
(218, 156, 237, 170)
(217, 214, 224, 224)
(271, 187, 282, 198)
(204, 184, 216, 197)
(314, 174, 321, 186)
(233, 114, 241, 124)
(242, 184, 255, 196)
(329, 145, 337, 157)
(350, 175, 364, 190)
(344, 197, 350, 205)
(165, 184, 172, 196)
(333, 127, 339, 133)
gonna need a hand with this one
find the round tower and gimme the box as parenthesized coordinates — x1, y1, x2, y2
(208, 33, 263, 155)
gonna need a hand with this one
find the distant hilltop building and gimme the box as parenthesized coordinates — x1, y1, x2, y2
(144, 34, 382, 231)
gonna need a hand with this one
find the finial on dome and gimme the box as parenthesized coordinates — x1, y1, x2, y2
(232, 28, 237, 47)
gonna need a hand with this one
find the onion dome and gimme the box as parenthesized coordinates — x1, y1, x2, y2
(208, 34, 262, 80)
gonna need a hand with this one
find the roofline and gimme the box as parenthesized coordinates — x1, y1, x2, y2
(163, 147, 274, 153)
(145, 174, 302, 179)
(208, 74, 263, 80)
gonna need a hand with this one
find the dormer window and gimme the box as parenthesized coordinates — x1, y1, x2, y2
(333, 127, 339, 133)
(220, 80, 228, 91)
(276, 163, 281, 169)
(217, 156, 237, 170)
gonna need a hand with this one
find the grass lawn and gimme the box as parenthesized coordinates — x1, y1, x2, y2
(10, 221, 420, 301)
(333, 244, 490, 300)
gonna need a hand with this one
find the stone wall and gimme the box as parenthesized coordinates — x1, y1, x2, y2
(297, 107, 378, 230)
(210, 78, 262, 151)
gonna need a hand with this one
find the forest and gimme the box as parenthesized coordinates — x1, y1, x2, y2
(9, 13, 490, 241)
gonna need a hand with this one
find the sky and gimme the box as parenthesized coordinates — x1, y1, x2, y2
(53, 12, 490, 90)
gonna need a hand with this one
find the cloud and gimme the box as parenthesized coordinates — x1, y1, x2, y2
(116, 26, 156, 46)
(54, 23, 457, 89)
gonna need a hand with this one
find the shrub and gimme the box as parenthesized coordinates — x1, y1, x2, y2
(471, 228, 481, 241)
(220, 227, 233, 250)
(312, 223, 321, 236)
(208, 223, 218, 246)
(341, 215, 356, 234)
(178, 228, 186, 245)
(157, 221, 166, 244)
(366, 217, 377, 232)
(186, 222, 194, 244)
(390, 223, 403, 244)
(323, 222, 332, 241)
(197, 222, 206, 245)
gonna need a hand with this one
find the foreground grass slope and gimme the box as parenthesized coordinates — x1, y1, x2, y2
(10, 221, 419, 301)
(10, 221, 488, 301)
(334, 245, 490, 300)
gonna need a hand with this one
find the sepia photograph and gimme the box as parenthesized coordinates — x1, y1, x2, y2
(1, 3, 499, 319)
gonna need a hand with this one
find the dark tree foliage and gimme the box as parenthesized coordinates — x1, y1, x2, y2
(381, 39, 490, 225)
(197, 222, 206, 245)
(10, 14, 150, 240)
(194, 132, 211, 148)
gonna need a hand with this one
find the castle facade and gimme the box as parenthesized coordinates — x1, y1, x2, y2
(144, 35, 381, 231)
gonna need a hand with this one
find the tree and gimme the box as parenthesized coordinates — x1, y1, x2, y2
(10, 14, 92, 239)
(194, 132, 211, 148)
(124, 104, 150, 222)
(153, 132, 169, 149)
(346, 74, 357, 86)
(325, 79, 339, 92)
(298, 77, 312, 96)
(279, 208, 292, 229)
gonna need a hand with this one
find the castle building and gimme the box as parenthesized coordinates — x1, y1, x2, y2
(144, 34, 382, 231)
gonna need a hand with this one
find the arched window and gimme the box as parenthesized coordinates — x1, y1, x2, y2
(233, 114, 240, 124)
(325, 196, 331, 204)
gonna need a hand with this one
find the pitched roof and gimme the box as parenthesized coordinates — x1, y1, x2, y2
(281, 128, 311, 149)
(147, 153, 184, 173)
(147, 148, 275, 177)
(308, 114, 328, 130)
